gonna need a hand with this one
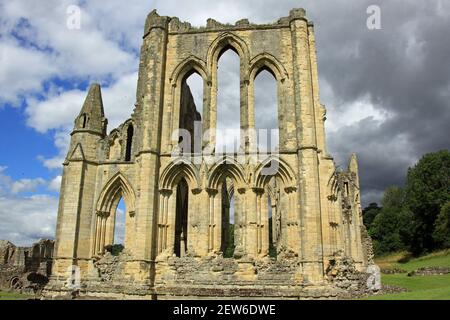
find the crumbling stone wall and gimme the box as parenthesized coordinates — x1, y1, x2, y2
(0, 239, 54, 293)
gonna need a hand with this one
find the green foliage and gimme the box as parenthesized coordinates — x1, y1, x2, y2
(433, 202, 450, 248)
(223, 224, 235, 258)
(362, 202, 382, 230)
(111, 244, 124, 256)
(405, 150, 450, 254)
(368, 186, 413, 256)
(268, 217, 277, 258)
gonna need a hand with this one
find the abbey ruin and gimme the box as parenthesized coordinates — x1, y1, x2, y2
(43, 8, 378, 299)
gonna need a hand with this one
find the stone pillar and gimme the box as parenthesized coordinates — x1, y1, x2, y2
(260, 191, 269, 257)
(202, 79, 212, 150)
(290, 8, 324, 282)
(234, 188, 247, 256)
(209, 56, 219, 151)
(285, 189, 299, 254)
(247, 79, 257, 154)
(307, 23, 327, 155)
(105, 211, 115, 247)
(156, 190, 168, 258)
(187, 188, 208, 256)
(240, 188, 258, 258)
(241, 76, 250, 153)
(133, 11, 169, 270)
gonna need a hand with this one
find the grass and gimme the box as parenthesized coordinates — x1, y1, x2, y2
(364, 250, 450, 300)
(0, 291, 34, 300)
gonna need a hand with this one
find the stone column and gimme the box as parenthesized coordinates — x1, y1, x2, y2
(260, 191, 269, 257)
(234, 188, 247, 256)
(285, 189, 299, 255)
(209, 57, 219, 151)
(247, 79, 257, 154)
(290, 8, 324, 282)
(133, 11, 169, 272)
(207, 188, 222, 254)
(307, 23, 327, 155)
(157, 189, 171, 256)
(166, 190, 177, 256)
(202, 79, 212, 150)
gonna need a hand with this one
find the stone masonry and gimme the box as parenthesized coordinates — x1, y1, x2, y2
(43, 8, 378, 299)
(0, 239, 54, 293)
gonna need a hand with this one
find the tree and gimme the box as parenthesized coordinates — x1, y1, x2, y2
(405, 150, 450, 254)
(363, 202, 382, 230)
(224, 224, 235, 258)
(368, 186, 413, 255)
(433, 202, 450, 248)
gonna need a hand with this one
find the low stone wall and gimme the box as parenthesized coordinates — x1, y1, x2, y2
(408, 267, 450, 276)
(380, 267, 407, 274)
(43, 251, 379, 300)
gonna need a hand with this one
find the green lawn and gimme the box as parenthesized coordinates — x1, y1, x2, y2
(365, 250, 450, 300)
(0, 291, 34, 300)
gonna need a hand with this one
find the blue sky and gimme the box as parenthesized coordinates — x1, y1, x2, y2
(1, 0, 449, 246)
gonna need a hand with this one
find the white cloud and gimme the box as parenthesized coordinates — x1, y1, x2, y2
(11, 177, 47, 194)
(0, 38, 58, 105)
(26, 91, 85, 133)
(48, 175, 62, 192)
(0, 167, 56, 195)
(0, 195, 57, 246)
(0, 0, 138, 105)
(0, 168, 58, 245)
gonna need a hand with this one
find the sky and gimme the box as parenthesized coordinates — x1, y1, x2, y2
(0, 0, 449, 246)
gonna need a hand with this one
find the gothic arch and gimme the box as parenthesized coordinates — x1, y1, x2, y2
(207, 32, 250, 71)
(249, 53, 288, 82)
(254, 156, 297, 189)
(160, 158, 201, 191)
(208, 156, 247, 190)
(170, 55, 209, 86)
(93, 172, 136, 255)
(96, 172, 136, 216)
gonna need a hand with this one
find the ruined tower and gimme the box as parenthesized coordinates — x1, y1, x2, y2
(45, 8, 376, 299)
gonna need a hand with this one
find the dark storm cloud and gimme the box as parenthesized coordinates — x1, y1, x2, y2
(304, 0, 450, 204)
(155, 0, 450, 205)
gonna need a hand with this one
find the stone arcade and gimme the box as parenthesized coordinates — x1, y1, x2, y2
(44, 8, 377, 299)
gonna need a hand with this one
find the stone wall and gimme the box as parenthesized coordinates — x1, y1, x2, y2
(0, 239, 54, 293)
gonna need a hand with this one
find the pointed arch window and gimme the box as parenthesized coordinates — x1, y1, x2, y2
(216, 48, 240, 154)
(254, 69, 278, 153)
(125, 124, 134, 161)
